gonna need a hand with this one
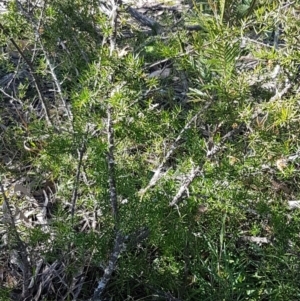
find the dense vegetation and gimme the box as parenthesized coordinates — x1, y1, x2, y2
(1, 0, 300, 300)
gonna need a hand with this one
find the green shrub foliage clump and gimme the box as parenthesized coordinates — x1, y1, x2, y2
(1, 0, 300, 300)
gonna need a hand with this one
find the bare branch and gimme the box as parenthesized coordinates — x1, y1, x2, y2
(15, 0, 73, 123)
(0, 86, 22, 103)
(126, 6, 163, 34)
(107, 105, 118, 222)
(93, 2, 152, 299)
(109, 0, 120, 55)
(106, 0, 120, 221)
(140, 100, 213, 197)
(170, 126, 241, 207)
(0, 22, 53, 127)
(92, 232, 126, 300)
(169, 165, 202, 207)
(92, 227, 149, 300)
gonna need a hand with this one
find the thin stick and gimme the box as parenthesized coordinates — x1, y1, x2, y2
(93, 2, 122, 299)
(169, 126, 241, 207)
(107, 105, 118, 222)
(15, 0, 73, 123)
(0, 22, 53, 126)
(109, 0, 119, 55)
(92, 232, 125, 300)
(140, 100, 213, 197)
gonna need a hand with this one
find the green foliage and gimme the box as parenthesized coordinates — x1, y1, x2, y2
(1, 0, 300, 300)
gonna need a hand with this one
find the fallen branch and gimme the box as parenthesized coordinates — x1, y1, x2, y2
(126, 6, 163, 34)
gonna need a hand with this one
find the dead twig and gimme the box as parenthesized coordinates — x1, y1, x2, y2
(109, 0, 120, 55)
(170, 126, 241, 207)
(107, 105, 119, 222)
(92, 2, 122, 298)
(93, 2, 152, 299)
(106, 0, 120, 222)
(92, 232, 125, 300)
(92, 227, 149, 301)
(126, 5, 163, 34)
(139, 99, 213, 198)
(0, 21, 53, 127)
(15, 0, 73, 123)
(169, 165, 202, 207)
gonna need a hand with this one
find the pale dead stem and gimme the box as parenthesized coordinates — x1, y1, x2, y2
(106, 105, 119, 222)
(106, 0, 120, 221)
(15, 0, 73, 124)
(169, 165, 202, 207)
(92, 232, 126, 300)
(139, 100, 213, 198)
(92, 1, 122, 300)
(109, 0, 119, 56)
(169, 125, 241, 207)
(93, 2, 153, 300)
(0, 21, 53, 127)
(137, 96, 241, 207)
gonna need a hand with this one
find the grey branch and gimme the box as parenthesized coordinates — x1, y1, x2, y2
(170, 126, 241, 207)
(92, 227, 149, 300)
(140, 100, 213, 197)
(15, 0, 73, 123)
(109, 0, 120, 55)
(126, 6, 163, 34)
(169, 165, 202, 207)
(107, 106, 119, 221)
(92, 232, 126, 300)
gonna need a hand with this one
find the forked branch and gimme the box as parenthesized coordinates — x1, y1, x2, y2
(140, 100, 213, 197)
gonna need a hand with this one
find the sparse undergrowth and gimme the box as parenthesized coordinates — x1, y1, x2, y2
(1, 0, 300, 300)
